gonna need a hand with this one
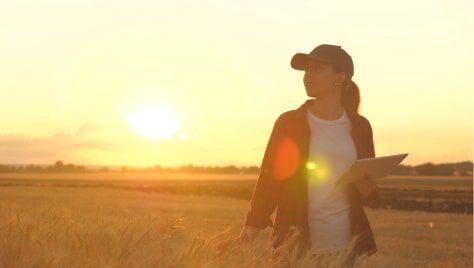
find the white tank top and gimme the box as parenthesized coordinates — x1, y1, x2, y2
(306, 107, 357, 254)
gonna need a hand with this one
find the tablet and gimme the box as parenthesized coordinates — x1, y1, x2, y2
(337, 153, 409, 184)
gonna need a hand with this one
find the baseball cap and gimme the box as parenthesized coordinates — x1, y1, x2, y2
(290, 44, 354, 78)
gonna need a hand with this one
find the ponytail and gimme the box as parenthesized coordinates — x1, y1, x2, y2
(341, 79, 360, 117)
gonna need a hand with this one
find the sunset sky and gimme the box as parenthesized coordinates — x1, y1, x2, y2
(0, 0, 472, 168)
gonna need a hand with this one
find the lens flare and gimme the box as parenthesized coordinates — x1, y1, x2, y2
(306, 161, 318, 170)
(273, 137, 300, 180)
(306, 156, 331, 185)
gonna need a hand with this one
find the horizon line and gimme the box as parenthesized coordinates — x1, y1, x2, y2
(1, 160, 473, 169)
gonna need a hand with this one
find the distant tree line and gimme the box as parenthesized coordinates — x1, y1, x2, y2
(0, 161, 86, 173)
(0, 160, 472, 176)
(392, 161, 473, 176)
(149, 164, 260, 174)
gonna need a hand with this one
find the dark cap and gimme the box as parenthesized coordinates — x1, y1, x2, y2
(291, 44, 354, 78)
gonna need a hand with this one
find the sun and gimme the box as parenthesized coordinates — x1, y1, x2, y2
(123, 105, 180, 140)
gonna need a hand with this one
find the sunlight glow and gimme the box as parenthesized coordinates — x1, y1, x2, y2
(124, 105, 180, 140)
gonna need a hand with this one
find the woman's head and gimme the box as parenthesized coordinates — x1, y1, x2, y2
(302, 60, 348, 99)
(291, 44, 361, 115)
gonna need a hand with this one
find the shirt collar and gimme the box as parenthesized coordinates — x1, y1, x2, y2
(294, 98, 361, 128)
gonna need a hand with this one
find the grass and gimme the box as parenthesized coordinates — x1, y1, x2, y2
(0, 185, 472, 267)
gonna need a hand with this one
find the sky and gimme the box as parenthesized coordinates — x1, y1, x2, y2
(0, 0, 472, 168)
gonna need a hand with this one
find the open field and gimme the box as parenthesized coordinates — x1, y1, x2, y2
(0, 173, 472, 214)
(0, 185, 472, 267)
(0, 173, 471, 191)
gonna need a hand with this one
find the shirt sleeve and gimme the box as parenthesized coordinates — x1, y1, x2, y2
(361, 119, 380, 205)
(244, 115, 284, 229)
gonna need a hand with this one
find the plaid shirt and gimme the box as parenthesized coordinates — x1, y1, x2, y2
(245, 98, 379, 257)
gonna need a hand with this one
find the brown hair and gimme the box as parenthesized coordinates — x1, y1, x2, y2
(332, 66, 360, 116)
(341, 79, 360, 116)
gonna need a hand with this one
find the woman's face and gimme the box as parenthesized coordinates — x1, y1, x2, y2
(303, 60, 342, 99)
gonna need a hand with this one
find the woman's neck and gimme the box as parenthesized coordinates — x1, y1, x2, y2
(308, 97, 344, 120)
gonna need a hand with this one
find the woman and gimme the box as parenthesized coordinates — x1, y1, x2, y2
(239, 44, 379, 265)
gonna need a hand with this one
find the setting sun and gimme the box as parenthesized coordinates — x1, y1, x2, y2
(123, 105, 180, 140)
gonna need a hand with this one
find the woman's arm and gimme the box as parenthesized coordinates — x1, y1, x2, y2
(244, 115, 284, 230)
(357, 119, 380, 205)
(366, 119, 375, 158)
(356, 176, 379, 206)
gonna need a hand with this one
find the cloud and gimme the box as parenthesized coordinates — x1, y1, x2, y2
(0, 123, 118, 164)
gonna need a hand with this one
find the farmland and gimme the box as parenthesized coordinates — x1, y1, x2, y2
(0, 173, 472, 267)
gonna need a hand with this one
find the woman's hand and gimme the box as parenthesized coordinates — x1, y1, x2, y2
(354, 173, 378, 200)
(216, 225, 260, 256)
(238, 225, 260, 243)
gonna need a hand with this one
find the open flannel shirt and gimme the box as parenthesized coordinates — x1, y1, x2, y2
(245, 98, 379, 257)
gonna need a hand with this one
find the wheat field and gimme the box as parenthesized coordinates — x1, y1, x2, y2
(0, 181, 472, 267)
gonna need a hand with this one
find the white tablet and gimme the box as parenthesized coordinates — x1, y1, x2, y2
(337, 153, 409, 184)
